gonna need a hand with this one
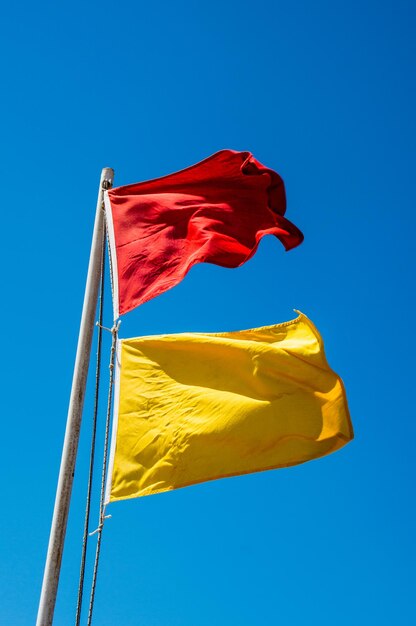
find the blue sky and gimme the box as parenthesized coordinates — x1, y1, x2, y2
(1, 1, 415, 624)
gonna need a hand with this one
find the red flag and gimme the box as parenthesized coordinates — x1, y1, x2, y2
(105, 150, 303, 318)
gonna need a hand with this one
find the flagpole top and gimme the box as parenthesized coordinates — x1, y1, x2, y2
(101, 167, 114, 190)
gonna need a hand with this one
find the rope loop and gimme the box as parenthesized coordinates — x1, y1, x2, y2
(86, 310, 119, 626)
(74, 225, 106, 626)
(75, 227, 120, 626)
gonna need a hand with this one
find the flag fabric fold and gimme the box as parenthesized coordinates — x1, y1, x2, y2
(105, 150, 304, 318)
(105, 312, 352, 503)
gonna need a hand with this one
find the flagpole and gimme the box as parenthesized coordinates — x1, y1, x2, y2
(36, 167, 114, 626)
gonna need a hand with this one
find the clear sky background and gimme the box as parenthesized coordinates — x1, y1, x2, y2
(1, 1, 415, 625)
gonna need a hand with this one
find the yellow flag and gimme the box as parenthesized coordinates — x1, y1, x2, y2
(106, 312, 352, 502)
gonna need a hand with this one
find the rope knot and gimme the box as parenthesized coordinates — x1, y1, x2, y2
(111, 320, 121, 336)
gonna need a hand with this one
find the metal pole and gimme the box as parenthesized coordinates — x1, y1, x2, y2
(36, 167, 114, 626)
